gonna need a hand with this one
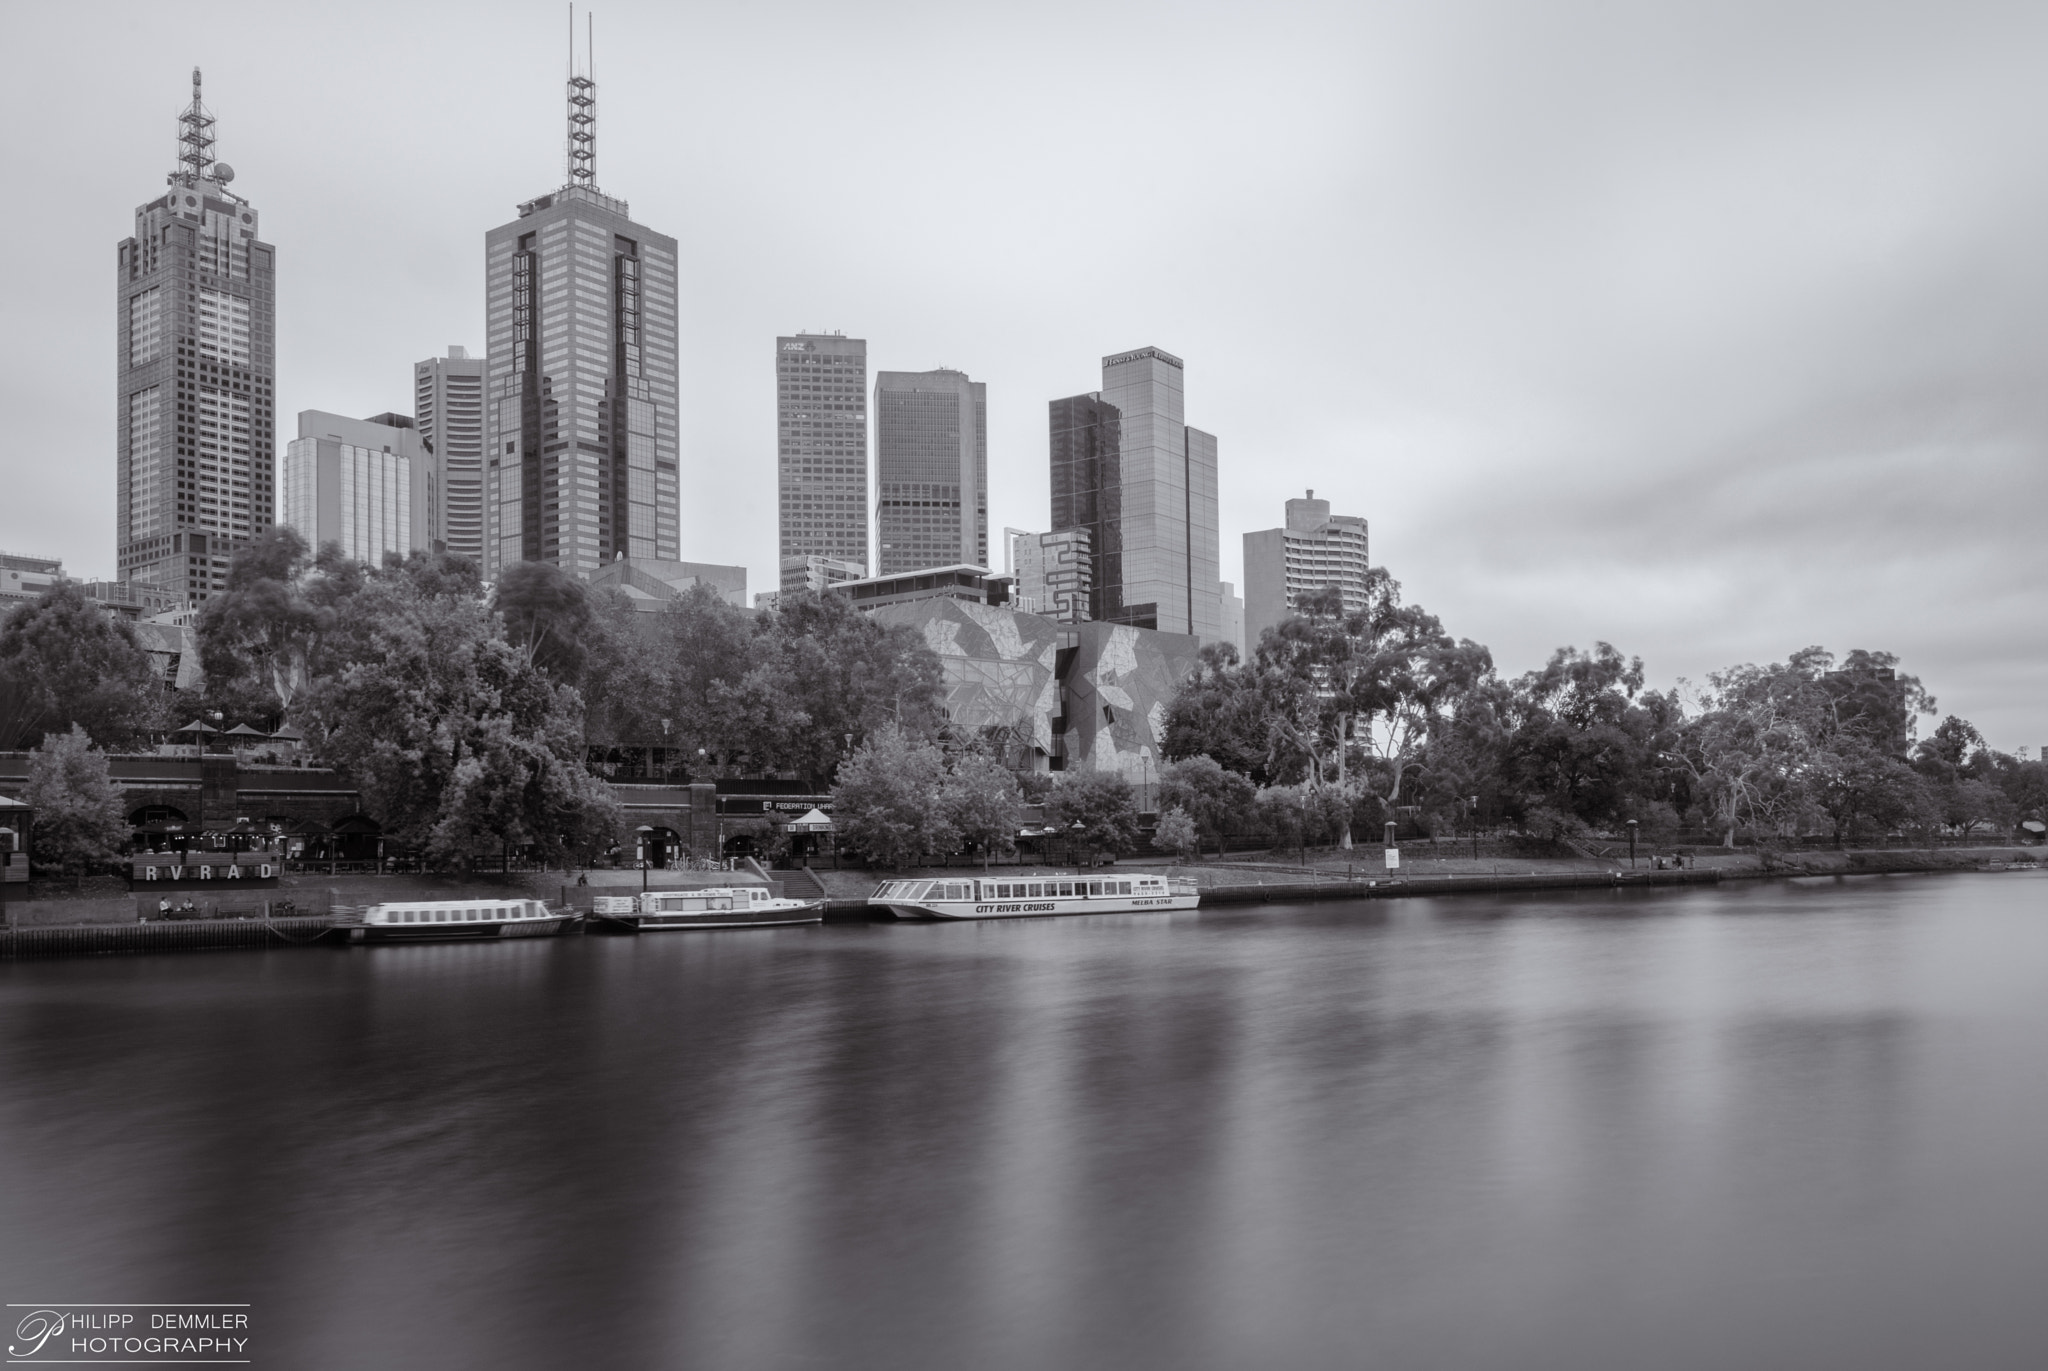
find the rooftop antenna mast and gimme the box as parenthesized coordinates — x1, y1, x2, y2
(176, 66, 216, 185)
(567, 5, 597, 190)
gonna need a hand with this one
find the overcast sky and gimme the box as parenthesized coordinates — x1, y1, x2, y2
(4, 0, 2044, 750)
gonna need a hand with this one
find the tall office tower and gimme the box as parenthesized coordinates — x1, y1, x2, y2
(282, 411, 432, 566)
(873, 368, 986, 576)
(484, 35, 680, 579)
(415, 346, 485, 560)
(116, 69, 276, 607)
(777, 333, 869, 589)
(1241, 489, 1369, 649)
(1048, 346, 1221, 640)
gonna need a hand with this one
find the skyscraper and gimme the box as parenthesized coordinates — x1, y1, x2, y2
(874, 368, 986, 576)
(116, 70, 276, 606)
(415, 346, 485, 561)
(1048, 346, 1221, 641)
(776, 334, 868, 588)
(484, 34, 679, 578)
(1241, 489, 1369, 650)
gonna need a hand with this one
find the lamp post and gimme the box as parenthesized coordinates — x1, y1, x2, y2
(1626, 819, 1638, 869)
(1470, 797, 1480, 861)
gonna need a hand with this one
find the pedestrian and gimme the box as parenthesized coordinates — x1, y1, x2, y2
(155, 895, 170, 921)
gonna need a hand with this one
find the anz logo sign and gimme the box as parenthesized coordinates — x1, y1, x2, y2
(781, 342, 811, 352)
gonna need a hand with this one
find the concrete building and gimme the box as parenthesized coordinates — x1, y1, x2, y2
(588, 556, 746, 610)
(779, 554, 867, 597)
(1242, 489, 1369, 651)
(777, 333, 869, 585)
(1219, 580, 1244, 659)
(1012, 528, 1092, 623)
(485, 44, 680, 578)
(116, 70, 277, 607)
(1048, 346, 1221, 641)
(838, 565, 1010, 614)
(414, 346, 486, 561)
(874, 368, 986, 576)
(3, 553, 185, 625)
(283, 411, 431, 566)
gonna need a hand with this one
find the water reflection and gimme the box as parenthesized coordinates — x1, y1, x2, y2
(3, 874, 2046, 1369)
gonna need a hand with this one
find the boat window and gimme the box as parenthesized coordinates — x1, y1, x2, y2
(1120, 882, 1132, 895)
(1088, 881, 1102, 896)
(400, 910, 413, 923)
(950, 883, 968, 900)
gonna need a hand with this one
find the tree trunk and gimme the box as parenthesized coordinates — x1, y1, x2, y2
(1337, 712, 1353, 850)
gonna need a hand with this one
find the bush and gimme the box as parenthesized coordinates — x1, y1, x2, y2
(24, 726, 128, 879)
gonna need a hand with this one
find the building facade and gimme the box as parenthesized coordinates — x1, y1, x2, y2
(777, 333, 869, 584)
(874, 368, 986, 576)
(1012, 527, 1092, 623)
(283, 411, 431, 566)
(588, 556, 747, 610)
(779, 554, 866, 596)
(1219, 580, 1244, 658)
(414, 346, 485, 561)
(1241, 489, 1369, 651)
(116, 70, 276, 607)
(1048, 346, 1221, 642)
(484, 56, 679, 579)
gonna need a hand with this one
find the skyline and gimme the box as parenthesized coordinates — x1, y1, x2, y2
(4, 0, 2045, 748)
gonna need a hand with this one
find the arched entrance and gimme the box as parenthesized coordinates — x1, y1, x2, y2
(636, 825, 681, 869)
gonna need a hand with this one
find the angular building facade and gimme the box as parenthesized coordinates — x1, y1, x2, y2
(874, 368, 986, 576)
(1012, 527, 1092, 623)
(777, 333, 869, 587)
(484, 56, 679, 578)
(1048, 346, 1221, 642)
(1242, 489, 1369, 651)
(116, 70, 276, 607)
(414, 346, 485, 561)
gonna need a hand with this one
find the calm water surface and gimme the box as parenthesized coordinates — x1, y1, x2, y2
(4, 872, 2047, 1369)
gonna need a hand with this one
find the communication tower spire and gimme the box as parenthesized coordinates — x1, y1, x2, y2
(176, 66, 216, 185)
(566, 6, 597, 190)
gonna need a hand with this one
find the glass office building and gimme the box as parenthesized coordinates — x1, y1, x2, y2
(1048, 347, 1221, 641)
(777, 333, 869, 587)
(875, 368, 986, 576)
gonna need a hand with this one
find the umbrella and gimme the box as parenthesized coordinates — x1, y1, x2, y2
(224, 723, 268, 739)
(174, 719, 218, 735)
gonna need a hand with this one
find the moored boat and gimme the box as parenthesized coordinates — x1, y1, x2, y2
(868, 872, 1199, 921)
(352, 897, 577, 942)
(588, 886, 823, 932)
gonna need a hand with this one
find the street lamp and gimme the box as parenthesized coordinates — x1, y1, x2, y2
(1626, 818, 1638, 869)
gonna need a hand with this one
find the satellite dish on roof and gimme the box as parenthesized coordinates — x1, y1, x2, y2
(211, 163, 235, 183)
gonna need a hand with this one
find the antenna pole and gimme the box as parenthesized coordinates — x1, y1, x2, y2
(566, 7, 597, 190)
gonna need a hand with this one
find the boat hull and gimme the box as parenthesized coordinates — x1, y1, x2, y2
(592, 903, 823, 932)
(353, 915, 579, 942)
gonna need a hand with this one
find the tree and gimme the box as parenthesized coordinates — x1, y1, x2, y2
(1157, 754, 1256, 858)
(1155, 806, 1199, 861)
(831, 725, 958, 868)
(0, 583, 166, 749)
(298, 577, 618, 869)
(1045, 769, 1141, 865)
(494, 560, 597, 683)
(1504, 642, 1677, 831)
(195, 527, 326, 727)
(945, 749, 1023, 869)
(24, 726, 128, 879)
(762, 591, 946, 785)
(1162, 644, 1275, 783)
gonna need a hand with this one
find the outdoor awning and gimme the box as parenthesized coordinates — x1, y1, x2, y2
(174, 719, 218, 735)
(270, 724, 305, 742)
(224, 723, 268, 739)
(782, 807, 835, 833)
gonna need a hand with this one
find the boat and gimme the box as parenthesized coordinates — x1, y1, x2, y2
(587, 886, 824, 932)
(868, 872, 1200, 921)
(351, 897, 578, 942)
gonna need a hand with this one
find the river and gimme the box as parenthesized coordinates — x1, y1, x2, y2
(3, 872, 2046, 1369)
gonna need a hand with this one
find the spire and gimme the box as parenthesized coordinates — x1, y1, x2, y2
(567, 7, 596, 190)
(177, 66, 216, 184)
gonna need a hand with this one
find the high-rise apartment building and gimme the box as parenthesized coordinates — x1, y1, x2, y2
(1241, 489, 1370, 650)
(874, 368, 986, 576)
(484, 43, 679, 579)
(415, 347, 485, 561)
(283, 411, 432, 566)
(1048, 346, 1221, 641)
(116, 70, 276, 606)
(777, 333, 869, 588)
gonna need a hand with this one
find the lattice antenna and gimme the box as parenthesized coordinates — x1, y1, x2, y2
(176, 66, 216, 185)
(566, 6, 597, 189)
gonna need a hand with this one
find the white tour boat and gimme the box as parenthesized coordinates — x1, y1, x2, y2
(588, 886, 824, 932)
(353, 897, 577, 942)
(868, 872, 1200, 921)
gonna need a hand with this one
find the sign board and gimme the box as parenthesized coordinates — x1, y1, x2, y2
(1384, 848, 1401, 871)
